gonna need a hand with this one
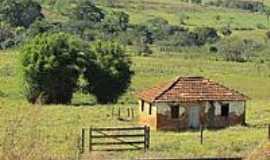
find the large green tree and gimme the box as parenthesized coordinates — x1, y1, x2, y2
(84, 41, 133, 104)
(0, 0, 44, 28)
(20, 33, 88, 104)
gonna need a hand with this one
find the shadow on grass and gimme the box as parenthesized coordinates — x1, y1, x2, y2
(72, 102, 97, 107)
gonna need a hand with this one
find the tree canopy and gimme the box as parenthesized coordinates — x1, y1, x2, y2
(0, 0, 44, 28)
(20, 33, 88, 104)
(84, 41, 133, 104)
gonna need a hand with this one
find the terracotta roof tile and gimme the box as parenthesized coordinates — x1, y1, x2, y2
(137, 76, 249, 103)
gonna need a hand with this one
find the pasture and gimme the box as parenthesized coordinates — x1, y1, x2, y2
(0, 50, 270, 159)
(1, 0, 270, 159)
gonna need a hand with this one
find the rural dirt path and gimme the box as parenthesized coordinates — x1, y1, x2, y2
(246, 141, 270, 160)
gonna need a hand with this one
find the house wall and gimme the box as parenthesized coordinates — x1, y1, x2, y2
(138, 99, 246, 131)
(138, 100, 157, 129)
(155, 102, 205, 131)
(205, 101, 245, 128)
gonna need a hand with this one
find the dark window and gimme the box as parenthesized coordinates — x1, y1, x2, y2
(221, 104, 229, 117)
(171, 105, 179, 119)
(149, 103, 152, 115)
(141, 101, 144, 112)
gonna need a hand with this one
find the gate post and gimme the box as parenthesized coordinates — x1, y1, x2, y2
(89, 128, 93, 151)
(81, 128, 85, 153)
(144, 125, 150, 151)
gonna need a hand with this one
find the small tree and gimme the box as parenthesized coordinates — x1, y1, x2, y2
(20, 33, 88, 104)
(84, 41, 133, 104)
(0, 23, 15, 49)
(101, 11, 129, 35)
(69, 0, 105, 24)
(264, 6, 270, 24)
(218, 37, 260, 62)
(193, 27, 219, 45)
(0, 0, 44, 28)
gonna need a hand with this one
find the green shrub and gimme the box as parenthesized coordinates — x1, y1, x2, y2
(256, 23, 267, 30)
(193, 27, 219, 45)
(27, 20, 62, 38)
(266, 31, 270, 40)
(68, 0, 105, 24)
(191, 0, 202, 4)
(101, 11, 129, 35)
(0, 0, 44, 28)
(20, 33, 88, 104)
(205, 0, 264, 12)
(84, 41, 133, 104)
(0, 23, 15, 49)
(218, 37, 261, 62)
(220, 26, 232, 36)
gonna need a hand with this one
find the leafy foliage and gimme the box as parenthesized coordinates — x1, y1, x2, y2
(205, 0, 264, 12)
(84, 41, 133, 104)
(0, 0, 44, 28)
(0, 23, 15, 49)
(20, 33, 88, 104)
(218, 37, 261, 62)
(193, 27, 219, 45)
(69, 0, 105, 25)
(27, 20, 62, 38)
(101, 11, 129, 35)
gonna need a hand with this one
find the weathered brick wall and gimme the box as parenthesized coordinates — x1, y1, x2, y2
(156, 102, 204, 131)
(205, 101, 245, 128)
(138, 100, 245, 131)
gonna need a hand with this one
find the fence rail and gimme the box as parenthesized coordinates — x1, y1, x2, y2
(80, 126, 150, 153)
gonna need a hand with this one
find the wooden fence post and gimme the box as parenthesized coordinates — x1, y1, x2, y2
(89, 128, 92, 151)
(147, 126, 150, 149)
(77, 136, 81, 155)
(200, 125, 204, 145)
(111, 107, 114, 118)
(131, 108, 135, 119)
(268, 124, 270, 140)
(81, 128, 85, 153)
(144, 125, 149, 152)
(118, 107, 121, 119)
(128, 108, 130, 118)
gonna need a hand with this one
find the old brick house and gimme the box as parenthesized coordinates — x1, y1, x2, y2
(137, 76, 249, 131)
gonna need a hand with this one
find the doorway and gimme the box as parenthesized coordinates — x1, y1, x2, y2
(188, 106, 200, 129)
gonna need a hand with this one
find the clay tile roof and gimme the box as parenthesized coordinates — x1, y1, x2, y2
(137, 76, 249, 103)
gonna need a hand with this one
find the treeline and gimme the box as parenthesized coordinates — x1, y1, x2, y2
(0, 0, 223, 55)
(183, 0, 264, 12)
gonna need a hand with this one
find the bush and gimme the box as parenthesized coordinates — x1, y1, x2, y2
(0, 0, 44, 28)
(174, 31, 199, 47)
(27, 20, 62, 38)
(69, 0, 105, 24)
(256, 23, 267, 30)
(218, 37, 261, 62)
(191, 0, 202, 4)
(101, 11, 129, 35)
(84, 41, 133, 104)
(193, 27, 219, 45)
(20, 33, 88, 104)
(0, 23, 15, 49)
(205, 0, 264, 12)
(266, 30, 270, 39)
(220, 26, 232, 36)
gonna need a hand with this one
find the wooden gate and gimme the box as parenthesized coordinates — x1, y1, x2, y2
(80, 126, 150, 153)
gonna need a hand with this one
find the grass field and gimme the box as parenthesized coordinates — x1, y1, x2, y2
(1, 0, 270, 159)
(0, 49, 270, 159)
